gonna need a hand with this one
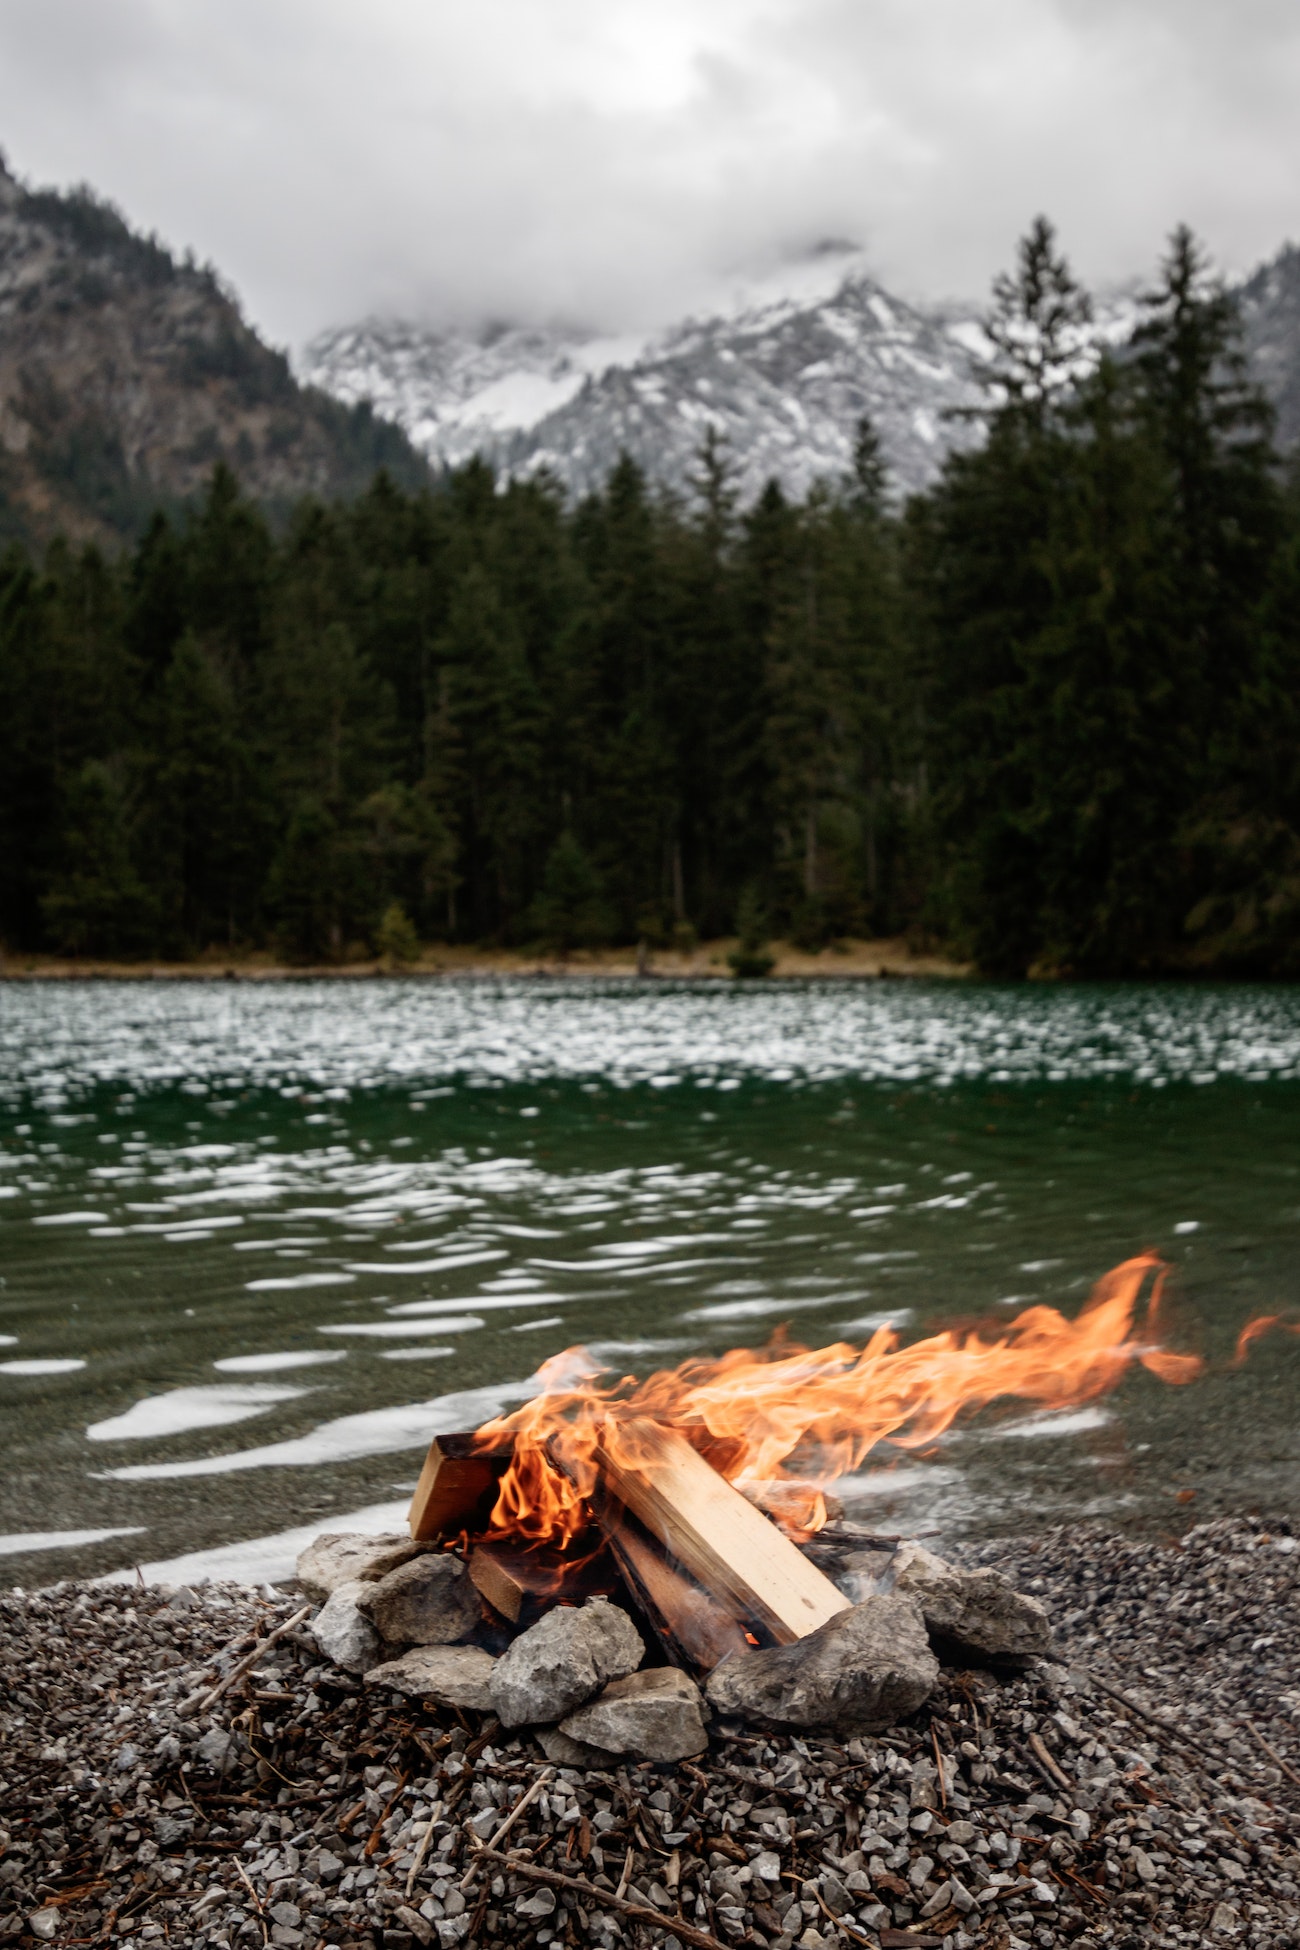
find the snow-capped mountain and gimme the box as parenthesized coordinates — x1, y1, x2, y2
(302, 249, 986, 503)
(301, 242, 1300, 505)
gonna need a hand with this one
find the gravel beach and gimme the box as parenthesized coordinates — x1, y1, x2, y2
(3, 1516, 1299, 1950)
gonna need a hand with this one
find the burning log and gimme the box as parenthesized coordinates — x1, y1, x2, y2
(466, 1538, 621, 1623)
(591, 1418, 849, 1645)
(409, 1430, 515, 1541)
(589, 1483, 753, 1672)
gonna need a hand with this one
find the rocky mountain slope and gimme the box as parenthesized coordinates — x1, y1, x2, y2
(0, 161, 428, 546)
(304, 242, 1300, 505)
(1239, 243, 1300, 451)
(303, 249, 985, 505)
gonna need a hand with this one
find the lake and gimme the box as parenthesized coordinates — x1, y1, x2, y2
(2, 976, 1299, 1588)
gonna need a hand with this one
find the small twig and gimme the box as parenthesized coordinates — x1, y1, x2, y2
(1241, 1719, 1300, 1789)
(1053, 1861, 1111, 1908)
(931, 1721, 948, 1811)
(404, 1809, 439, 1899)
(464, 1714, 502, 1761)
(615, 1841, 636, 1901)
(365, 1773, 408, 1857)
(459, 1766, 554, 1891)
(1084, 1669, 1217, 1761)
(1028, 1730, 1073, 1793)
(473, 1843, 729, 1950)
(233, 1860, 268, 1946)
(90, 1886, 152, 1947)
(196, 1606, 312, 1714)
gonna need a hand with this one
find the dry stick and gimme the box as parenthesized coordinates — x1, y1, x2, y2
(1053, 1861, 1111, 1909)
(196, 1605, 312, 1714)
(1241, 1719, 1300, 1790)
(930, 1721, 948, 1811)
(365, 1774, 409, 1857)
(614, 1841, 636, 1901)
(404, 1808, 440, 1900)
(233, 1860, 269, 1948)
(458, 1765, 554, 1892)
(1084, 1669, 1218, 1762)
(1028, 1729, 1073, 1794)
(473, 1843, 729, 1950)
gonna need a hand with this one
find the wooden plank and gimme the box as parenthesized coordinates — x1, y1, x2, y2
(467, 1538, 621, 1623)
(592, 1487, 753, 1672)
(408, 1431, 516, 1542)
(592, 1418, 850, 1645)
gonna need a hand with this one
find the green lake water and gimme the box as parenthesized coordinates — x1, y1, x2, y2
(2, 977, 1299, 1588)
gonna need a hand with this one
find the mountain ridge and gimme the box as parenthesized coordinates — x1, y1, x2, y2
(0, 158, 430, 545)
(303, 242, 1300, 504)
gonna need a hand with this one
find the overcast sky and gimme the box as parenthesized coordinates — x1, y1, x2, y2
(0, 0, 1296, 350)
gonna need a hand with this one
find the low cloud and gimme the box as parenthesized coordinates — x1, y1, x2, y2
(0, 0, 1296, 347)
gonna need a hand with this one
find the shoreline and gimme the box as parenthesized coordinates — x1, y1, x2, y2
(2, 1517, 1296, 1950)
(0, 937, 970, 984)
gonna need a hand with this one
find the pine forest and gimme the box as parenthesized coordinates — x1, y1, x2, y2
(4, 221, 1300, 979)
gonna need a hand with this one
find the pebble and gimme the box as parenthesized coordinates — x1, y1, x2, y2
(2, 1515, 1300, 1950)
(310, 1580, 383, 1675)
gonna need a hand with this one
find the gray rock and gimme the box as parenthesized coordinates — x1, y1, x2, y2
(195, 1727, 232, 1769)
(356, 1552, 479, 1646)
(515, 1888, 557, 1918)
(831, 1547, 896, 1605)
(365, 1643, 497, 1711)
(488, 1597, 644, 1729)
(705, 1592, 937, 1734)
(560, 1665, 710, 1762)
(295, 1531, 425, 1603)
(891, 1540, 1053, 1666)
(310, 1579, 384, 1674)
(535, 1724, 614, 1768)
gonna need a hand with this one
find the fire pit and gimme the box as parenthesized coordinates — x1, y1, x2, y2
(298, 1253, 1228, 1764)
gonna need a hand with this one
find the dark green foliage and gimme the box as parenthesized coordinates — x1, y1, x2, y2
(0, 442, 919, 961)
(40, 759, 155, 955)
(728, 883, 776, 978)
(2, 217, 1299, 974)
(17, 184, 177, 288)
(376, 900, 420, 964)
(920, 220, 1293, 975)
(528, 833, 614, 952)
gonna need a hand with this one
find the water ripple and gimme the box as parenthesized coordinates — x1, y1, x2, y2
(4, 977, 1300, 1108)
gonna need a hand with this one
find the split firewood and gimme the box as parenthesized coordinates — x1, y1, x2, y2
(591, 1483, 753, 1671)
(408, 1430, 516, 1541)
(592, 1417, 850, 1644)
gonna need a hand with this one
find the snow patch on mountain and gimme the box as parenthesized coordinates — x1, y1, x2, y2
(302, 249, 985, 502)
(300, 246, 1298, 506)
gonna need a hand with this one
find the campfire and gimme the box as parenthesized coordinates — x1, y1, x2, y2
(301, 1251, 1275, 1761)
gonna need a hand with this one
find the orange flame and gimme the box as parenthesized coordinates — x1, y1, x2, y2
(1231, 1314, 1300, 1366)
(471, 1253, 1263, 1545)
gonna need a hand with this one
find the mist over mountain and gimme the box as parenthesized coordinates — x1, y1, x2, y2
(0, 140, 1296, 543)
(303, 242, 1300, 505)
(303, 250, 985, 504)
